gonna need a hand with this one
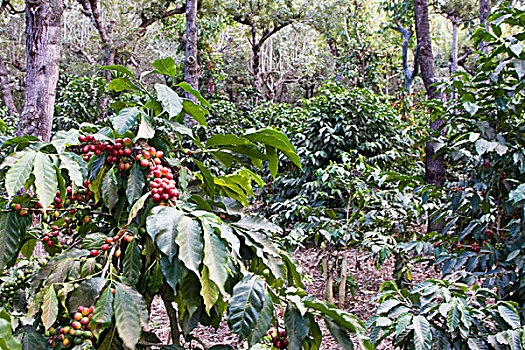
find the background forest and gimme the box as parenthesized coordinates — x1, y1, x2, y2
(0, 0, 525, 349)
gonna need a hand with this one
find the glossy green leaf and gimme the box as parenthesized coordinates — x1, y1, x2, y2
(202, 223, 229, 294)
(285, 304, 310, 350)
(33, 152, 58, 210)
(147, 206, 184, 259)
(0, 211, 24, 270)
(114, 285, 144, 349)
(175, 216, 204, 278)
(182, 100, 208, 126)
(90, 287, 114, 332)
(59, 153, 85, 186)
(151, 57, 177, 79)
(111, 107, 140, 135)
(200, 266, 219, 314)
(413, 315, 432, 350)
(102, 167, 118, 211)
(247, 288, 273, 347)
(101, 65, 135, 78)
(177, 82, 211, 108)
(155, 84, 183, 119)
(41, 285, 58, 330)
(126, 163, 145, 205)
(123, 239, 142, 284)
(5, 151, 35, 196)
(227, 275, 266, 340)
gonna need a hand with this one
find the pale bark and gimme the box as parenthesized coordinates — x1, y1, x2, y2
(0, 57, 17, 115)
(479, 0, 491, 54)
(392, 24, 419, 92)
(415, 0, 446, 233)
(16, 0, 63, 141)
(450, 20, 458, 74)
(184, 0, 199, 101)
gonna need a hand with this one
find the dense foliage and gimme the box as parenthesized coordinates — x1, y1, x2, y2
(0, 59, 374, 350)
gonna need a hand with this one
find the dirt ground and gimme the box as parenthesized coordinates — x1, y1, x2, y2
(147, 246, 438, 349)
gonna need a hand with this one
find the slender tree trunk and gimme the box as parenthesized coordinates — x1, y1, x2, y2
(252, 43, 262, 93)
(479, 0, 491, 54)
(450, 20, 458, 74)
(479, 0, 491, 26)
(184, 0, 198, 101)
(0, 57, 18, 115)
(415, 0, 446, 233)
(16, 0, 63, 141)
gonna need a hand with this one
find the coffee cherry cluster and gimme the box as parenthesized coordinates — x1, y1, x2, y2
(0, 266, 34, 307)
(47, 305, 95, 348)
(138, 147, 180, 205)
(78, 134, 134, 171)
(265, 329, 288, 349)
(11, 201, 42, 217)
(89, 232, 134, 258)
(52, 181, 95, 211)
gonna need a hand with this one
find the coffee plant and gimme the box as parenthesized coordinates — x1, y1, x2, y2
(0, 58, 373, 350)
(368, 279, 524, 349)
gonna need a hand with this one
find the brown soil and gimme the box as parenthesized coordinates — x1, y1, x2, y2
(146, 246, 438, 349)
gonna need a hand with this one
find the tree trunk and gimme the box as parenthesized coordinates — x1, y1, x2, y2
(0, 57, 18, 115)
(450, 20, 458, 75)
(16, 0, 63, 142)
(184, 0, 198, 101)
(479, 0, 491, 26)
(479, 0, 491, 54)
(252, 43, 262, 93)
(415, 0, 446, 233)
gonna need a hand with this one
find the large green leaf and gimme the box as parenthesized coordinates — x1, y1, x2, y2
(126, 163, 145, 205)
(128, 192, 151, 224)
(90, 286, 114, 332)
(107, 77, 139, 92)
(0, 211, 25, 270)
(33, 152, 58, 210)
(101, 65, 135, 78)
(446, 298, 461, 332)
(177, 82, 211, 108)
(160, 256, 184, 293)
(202, 223, 229, 294)
(114, 285, 146, 349)
(41, 285, 58, 330)
(325, 319, 354, 349)
(15, 325, 48, 350)
(52, 130, 80, 154)
(227, 275, 266, 340)
(123, 239, 142, 284)
(244, 128, 301, 169)
(175, 216, 204, 278)
(182, 100, 208, 126)
(59, 153, 85, 186)
(266, 145, 279, 178)
(146, 206, 184, 260)
(0, 308, 21, 350)
(234, 215, 282, 234)
(247, 289, 274, 347)
(155, 84, 183, 119)
(413, 315, 432, 350)
(5, 151, 36, 196)
(498, 304, 521, 329)
(151, 57, 178, 79)
(200, 266, 219, 314)
(136, 112, 155, 140)
(302, 296, 365, 333)
(285, 305, 310, 350)
(68, 277, 107, 313)
(111, 107, 140, 135)
(102, 167, 118, 211)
